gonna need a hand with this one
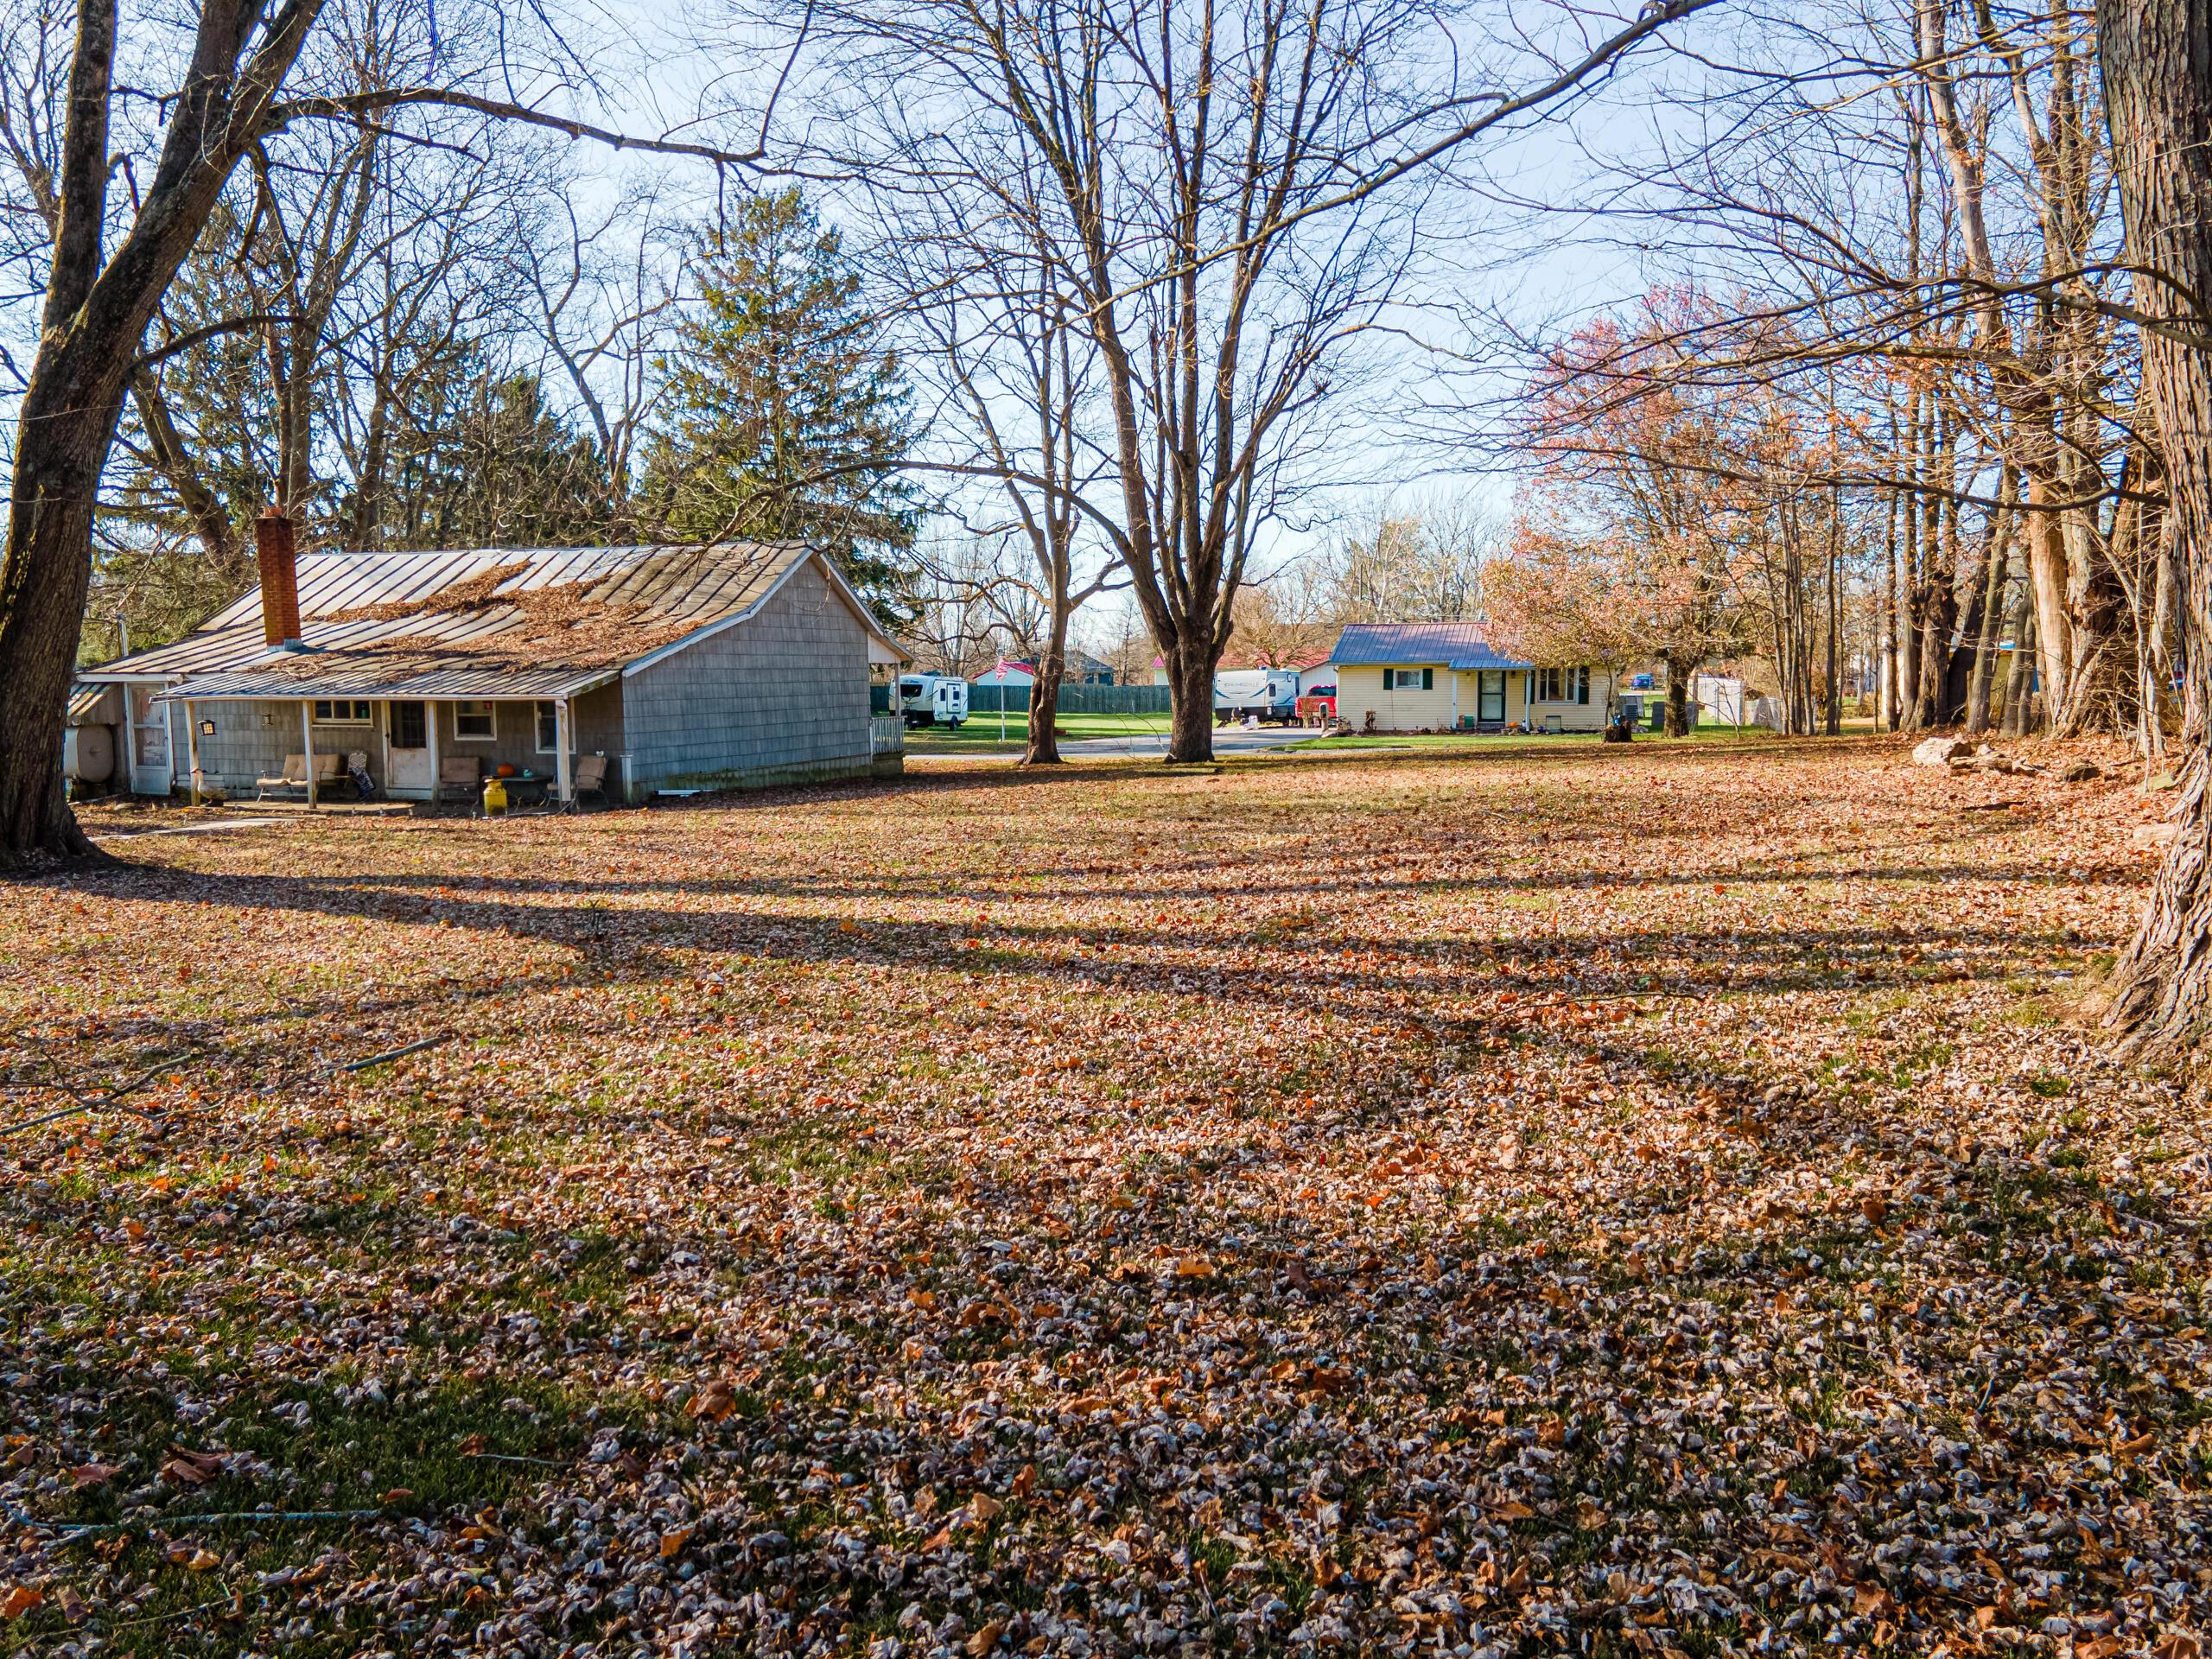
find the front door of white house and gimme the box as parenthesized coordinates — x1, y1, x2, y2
(1478, 671, 1506, 724)
(127, 685, 171, 795)
(386, 701, 432, 796)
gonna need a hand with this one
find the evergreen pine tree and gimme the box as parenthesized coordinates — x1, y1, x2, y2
(643, 190, 918, 614)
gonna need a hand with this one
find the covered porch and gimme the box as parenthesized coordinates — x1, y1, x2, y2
(156, 681, 622, 812)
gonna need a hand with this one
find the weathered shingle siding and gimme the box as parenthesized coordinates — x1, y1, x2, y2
(182, 702, 341, 791)
(621, 561, 874, 796)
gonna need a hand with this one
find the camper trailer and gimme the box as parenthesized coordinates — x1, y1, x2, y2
(898, 673, 970, 728)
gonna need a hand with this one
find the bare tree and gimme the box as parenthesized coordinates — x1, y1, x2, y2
(1323, 493, 1496, 624)
(2095, 0, 2212, 1053)
(876, 143, 1126, 764)
(750, 0, 1713, 761)
(1465, 2, 2143, 743)
(516, 174, 687, 522)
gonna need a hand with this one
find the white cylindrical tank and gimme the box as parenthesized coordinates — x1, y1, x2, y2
(65, 724, 116, 785)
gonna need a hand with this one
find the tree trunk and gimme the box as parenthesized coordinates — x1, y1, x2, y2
(2000, 594, 2037, 737)
(1964, 474, 2018, 734)
(2097, 0, 2212, 1052)
(1164, 638, 1217, 762)
(1024, 629, 1066, 766)
(2025, 482, 2071, 732)
(1663, 661, 1690, 737)
(0, 367, 130, 864)
(1880, 485, 1900, 729)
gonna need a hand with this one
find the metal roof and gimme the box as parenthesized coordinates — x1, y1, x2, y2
(72, 541, 903, 701)
(154, 665, 622, 702)
(1329, 623, 1531, 671)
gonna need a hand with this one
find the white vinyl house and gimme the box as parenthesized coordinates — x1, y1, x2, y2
(1330, 623, 1611, 733)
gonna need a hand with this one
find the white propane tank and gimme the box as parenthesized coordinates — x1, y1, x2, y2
(64, 724, 116, 785)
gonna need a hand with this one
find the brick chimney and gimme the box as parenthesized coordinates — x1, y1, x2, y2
(255, 506, 302, 647)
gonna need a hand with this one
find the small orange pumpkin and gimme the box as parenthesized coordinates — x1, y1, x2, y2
(495, 762, 518, 778)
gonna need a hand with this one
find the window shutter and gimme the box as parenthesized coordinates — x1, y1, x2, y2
(1422, 668, 1434, 690)
(1577, 668, 1590, 705)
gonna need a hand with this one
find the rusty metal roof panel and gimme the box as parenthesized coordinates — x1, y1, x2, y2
(158, 664, 619, 702)
(86, 538, 914, 705)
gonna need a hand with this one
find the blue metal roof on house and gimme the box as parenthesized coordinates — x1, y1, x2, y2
(1329, 623, 1530, 671)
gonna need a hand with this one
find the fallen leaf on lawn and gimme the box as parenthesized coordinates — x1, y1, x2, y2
(159, 1445, 228, 1487)
(687, 1380, 738, 1422)
(67, 1463, 120, 1489)
(0, 1585, 41, 1619)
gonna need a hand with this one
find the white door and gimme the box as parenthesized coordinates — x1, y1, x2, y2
(127, 687, 172, 795)
(385, 701, 432, 795)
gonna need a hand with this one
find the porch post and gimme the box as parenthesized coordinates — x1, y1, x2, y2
(555, 699, 574, 808)
(377, 701, 391, 798)
(1523, 671, 1532, 730)
(1450, 672, 1459, 731)
(426, 701, 442, 810)
(184, 701, 202, 807)
(301, 701, 317, 810)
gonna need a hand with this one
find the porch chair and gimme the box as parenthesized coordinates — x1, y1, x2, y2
(569, 753, 610, 810)
(435, 755, 483, 816)
(255, 752, 344, 802)
(343, 750, 376, 801)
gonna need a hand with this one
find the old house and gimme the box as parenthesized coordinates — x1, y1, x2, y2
(73, 521, 906, 806)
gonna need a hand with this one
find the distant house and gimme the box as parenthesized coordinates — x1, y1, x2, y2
(74, 535, 906, 805)
(969, 649, 1116, 691)
(1067, 648, 1117, 686)
(1331, 623, 1611, 733)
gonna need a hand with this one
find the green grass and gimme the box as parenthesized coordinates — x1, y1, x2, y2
(904, 709, 1177, 751)
(1294, 724, 1783, 752)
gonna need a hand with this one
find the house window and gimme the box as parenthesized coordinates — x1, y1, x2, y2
(1535, 668, 1587, 702)
(1385, 667, 1433, 690)
(453, 700, 496, 741)
(535, 702, 561, 754)
(389, 701, 427, 748)
(313, 699, 372, 724)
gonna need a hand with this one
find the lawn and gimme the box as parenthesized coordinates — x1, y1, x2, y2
(904, 709, 1175, 751)
(1294, 724, 1816, 753)
(1, 736, 2204, 1656)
